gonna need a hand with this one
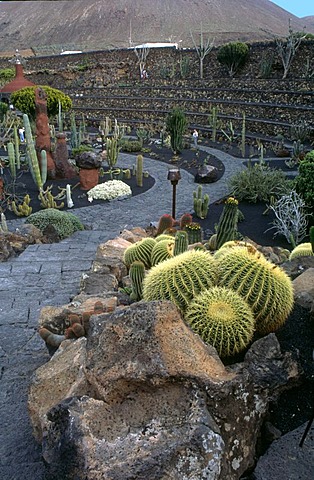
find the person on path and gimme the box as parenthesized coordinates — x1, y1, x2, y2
(193, 129, 199, 148)
(18, 127, 25, 142)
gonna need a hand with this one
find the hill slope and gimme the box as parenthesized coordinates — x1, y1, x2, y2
(0, 0, 310, 54)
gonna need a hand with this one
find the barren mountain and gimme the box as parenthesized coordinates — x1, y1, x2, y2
(0, 0, 310, 54)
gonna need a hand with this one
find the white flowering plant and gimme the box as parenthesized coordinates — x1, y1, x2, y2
(87, 180, 132, 202)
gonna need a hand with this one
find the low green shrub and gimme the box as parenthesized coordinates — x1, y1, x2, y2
(120, 139, 142, 152)
(72, 145, 93, 157)
(228, 162, 292, 203)
(27, 208, 84, 239)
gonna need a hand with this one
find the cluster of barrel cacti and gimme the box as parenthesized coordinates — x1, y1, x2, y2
(122, 229, 295, 358)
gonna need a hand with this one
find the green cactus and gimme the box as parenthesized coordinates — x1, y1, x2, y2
(185, 286, 255, 357)
(184, 222, 203, 244)
(216, 197, 239, 249)
(40, 149, 47, 186)
(7, 141, 16, 179)
(173, 230, 189, 256)
(13, 126, 20, 170)
(207, 234, 217, 251)
(39, 188, 64, 209)
(143, 250, 218, 313)
(193, 185, 210, 219)
(240, 111, 246, 158)
(151, 238, 175, 266)
(11, 194, 32, 217)
(214, 241, 259, 260)
(106, 137, 119, 175)
(156, 214, 174, 236)
(136, 154, 143, 187)
(216, 248, 294, 335)
(23, 113, 43, 190)
(123, 238, 156, 269)
(124, 168, 131, 180)
(130, 261, 145, 301)
(289, 243, 314, 261)
(166, 108, 187, 154)
(0, 212, 8, 232)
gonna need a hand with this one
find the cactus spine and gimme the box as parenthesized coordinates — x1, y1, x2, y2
(193, 185, 209, 219)
(216, 248, 294, 334)
(23, 113, 43, 190)
(173, 230, 189, 256)
(143, 250, 218, 313)
(216, 197, 239, 249)
(185, 286, 255, 357)
(136, 154, 143, 187)
(130, 261, 145, 301)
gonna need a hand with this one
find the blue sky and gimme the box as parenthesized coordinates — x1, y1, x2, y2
(270, 1, 313, 18)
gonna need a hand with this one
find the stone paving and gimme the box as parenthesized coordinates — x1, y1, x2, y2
(1, 148, 312, 479)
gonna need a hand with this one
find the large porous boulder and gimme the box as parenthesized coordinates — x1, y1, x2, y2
(29, 301, 300, 480)
(194, 164, 218, 183)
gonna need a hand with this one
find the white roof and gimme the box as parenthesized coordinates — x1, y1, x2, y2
(132, 43, 178, 49)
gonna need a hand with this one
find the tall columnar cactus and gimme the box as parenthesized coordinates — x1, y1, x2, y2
(143, 250, 218, 313)
(70, 112, 79, 149)
(58, 99, 63, 133)
(193, 185, 210, 219)
(211, 106, 218, 142)
(40, 149, 48, 185)
(106, 137, 119, 173)
(13, 126, 20, 170)
(123, 238, 156, 269)
(7, 141, 16, 179)
(136, 154, 143, 187)
(173, 230, 189, 256)
(241, 111, 246, 158)
(0, 212, 8, 232)
(216, 248, 294, 334)
(185, 286, 255, 358)
(23, 113, 43, 190)
(129, 261, 145, 301)
(184, 222, 202, 244)
(216, 197, 239, 249)
(289, 243, 314, 261)
(166, 108, 187, 154)
(156, 214, 174, 236)
(151, 238, 175, 266)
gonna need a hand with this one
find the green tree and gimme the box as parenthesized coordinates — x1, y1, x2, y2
(217, 41, 249, 76)
(0, 68, 15, 86)
(10, 86, 72, 120)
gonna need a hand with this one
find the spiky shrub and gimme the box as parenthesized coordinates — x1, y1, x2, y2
(289, 243, 314, 261)
(143, 250, 217, 313)
(156, 214, 174, 236)
(217, 41, 249, 76)
(166, 108, 187, 154)
(184, 222, 202, 244)
(185, 287, 255, 357)
(129, 261, 145, 301)
(27, 209, 84, 239)
(151, 239, 175, 266)
(173, 230, 188, 256)
(216, 248, 294, 335)
(123, 238, 156, 269)
(216, 197, 239, 249)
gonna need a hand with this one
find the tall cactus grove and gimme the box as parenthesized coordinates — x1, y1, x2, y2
(166, 108, 187, 154)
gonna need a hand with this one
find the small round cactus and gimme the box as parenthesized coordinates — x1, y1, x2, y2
(143, 249, 217, 312)
(151, 239, 175, 266)
(185, 286, 255, 357)
(123, 237, 156, 269)
(155, 234, 175, 242)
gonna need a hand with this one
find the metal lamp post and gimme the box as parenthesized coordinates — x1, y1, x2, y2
(167, 168, 181, 219)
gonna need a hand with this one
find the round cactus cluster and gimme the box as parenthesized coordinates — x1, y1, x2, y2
(123, 237, 156, 269)
(185, 286, 255, 357)
(289, 243, 313, 261)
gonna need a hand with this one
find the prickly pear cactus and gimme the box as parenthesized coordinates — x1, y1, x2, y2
(123, 238, 156, 269)
(143, 250, 217, 312)
(216, 248, 294, 334)
(185, 286, 255, 357)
